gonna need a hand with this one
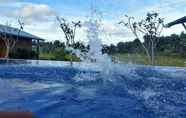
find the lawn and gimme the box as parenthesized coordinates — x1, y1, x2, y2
(112, 53, 186, 67)
(40, 52, 55, 60)
(40, 52, 186, 67)
(39, 52, 80, 62)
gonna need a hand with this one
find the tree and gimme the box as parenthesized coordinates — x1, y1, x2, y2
(0, 20, 24, 58)
(119, 12, 164, 65)
(56, 17, 82, 64)
(56, 17, 81, 47)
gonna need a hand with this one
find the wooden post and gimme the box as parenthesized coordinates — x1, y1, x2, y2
(36, 39, 40, 60)
(182, 23, 186, 31)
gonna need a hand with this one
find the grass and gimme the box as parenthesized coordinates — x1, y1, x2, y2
(40, 52, 185, 67)
(112, 53, 186, 67)
(40, 52, 55, 60)
(39, 52, 80, 62)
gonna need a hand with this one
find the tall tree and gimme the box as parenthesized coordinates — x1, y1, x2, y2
(56, 17, 81, 64)
(56, 17, 81, 47)
(119, 12, 164, 65)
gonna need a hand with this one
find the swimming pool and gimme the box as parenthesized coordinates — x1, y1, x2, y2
(0, 60, 186, 118)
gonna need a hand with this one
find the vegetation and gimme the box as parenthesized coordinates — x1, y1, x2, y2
(39, 40, 85, 61)
(39, 31, 186, 67)
(104, 32, 186, 67)
(112, 53, 185, 67)
(56, 17, 81, 46)
(10, 49, 37, 59)
(119, 12, 164, 64)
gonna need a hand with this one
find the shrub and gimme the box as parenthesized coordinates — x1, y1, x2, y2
(10, 49, 37, 59)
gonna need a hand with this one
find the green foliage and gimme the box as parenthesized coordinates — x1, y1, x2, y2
(10, 49, 37, 59)
(39, 32, 186, 66)
(113, 53, 185, 67)
(156, 32, 186, 58)
(40, 40, 82, 61)
(105, 32, 186, 58)
(53, 48, 67, 60)
(40, 48, 80, 61)
(40, 52, 55, 60)
(63, 54, 80, 62)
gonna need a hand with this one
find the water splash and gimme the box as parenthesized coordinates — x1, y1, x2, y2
(67, 0, 113, 83)
(85, 1, 114, 83)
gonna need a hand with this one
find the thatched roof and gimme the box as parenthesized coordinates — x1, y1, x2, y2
(0, 24, 45, 41)
(166, 16, 186, 28)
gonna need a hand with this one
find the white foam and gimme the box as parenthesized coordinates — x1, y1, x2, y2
(72, 72, 98, 82)
(142, 88, 157, 100)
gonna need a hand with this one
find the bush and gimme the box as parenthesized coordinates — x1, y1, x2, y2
(52, 48, 80, 61)
(63, 54, 80, 61)
(10, 49, 37, 59)
(53, 48, 67, 60)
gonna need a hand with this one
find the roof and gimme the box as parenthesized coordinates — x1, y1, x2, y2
(166, 16, 186, 28)
(0, 24, 45, 41)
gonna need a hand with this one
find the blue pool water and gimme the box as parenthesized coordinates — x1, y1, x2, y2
(0, 60, 186, 118)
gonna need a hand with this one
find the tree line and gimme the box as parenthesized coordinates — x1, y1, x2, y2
(41, 12, 186, 63)
(40, 40, 86, 61)
(103, 32, 186, 58)
(40, 31, 186, 61)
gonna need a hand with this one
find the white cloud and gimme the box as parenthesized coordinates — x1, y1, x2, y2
(1, 0, 186, 45)
(6, 3, 56, 24)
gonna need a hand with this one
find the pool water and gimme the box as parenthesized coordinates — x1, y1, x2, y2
(0, 60, 186, 118)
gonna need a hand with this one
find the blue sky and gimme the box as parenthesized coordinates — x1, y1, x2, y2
(0, 0, 186, 45)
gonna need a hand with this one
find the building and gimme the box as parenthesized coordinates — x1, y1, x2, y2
(0, 24, 44, 59)
(166, 16, 186, 30)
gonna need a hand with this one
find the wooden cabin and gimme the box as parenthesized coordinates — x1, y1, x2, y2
(0, 24, 44, 59)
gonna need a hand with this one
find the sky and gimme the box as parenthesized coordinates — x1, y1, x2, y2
(0, 0, 186, 45)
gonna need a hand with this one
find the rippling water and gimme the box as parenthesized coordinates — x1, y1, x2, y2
(0, 60, 186, 118)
